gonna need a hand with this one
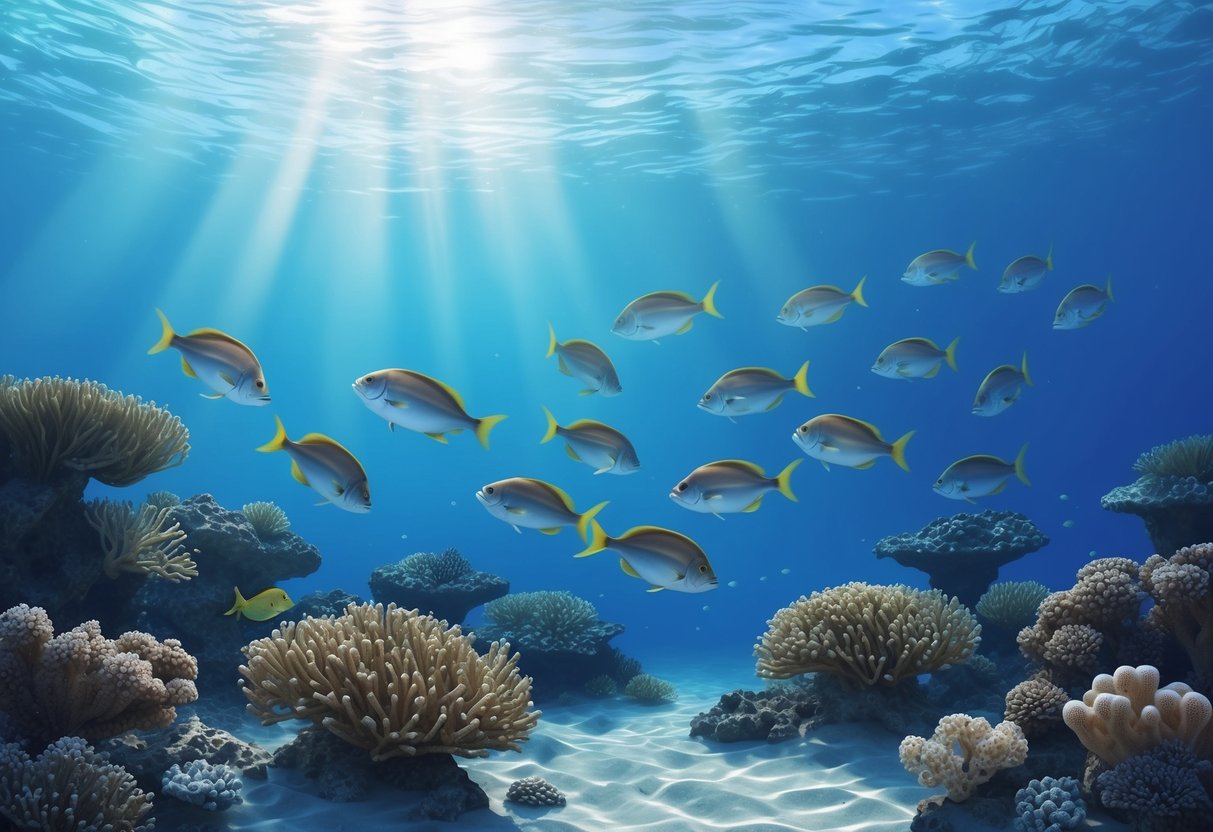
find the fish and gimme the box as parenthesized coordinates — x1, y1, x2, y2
(224, 586, 294, 622)
(1054, 276, 1114, 330)
(352, 368, 507, 448)
(541, 406, 640, 475)
(872, 337, 959, 381)
(546, 324, 622, 396)
(669, 459, 801, 518)
(934, 444, 1030, 502)
(998, 244, 1054, 293)
(611, 281, 722, 343)
(575, 521, 718, 593)
(475, 477, 608, 539)
(256, 416, 372, 513)
(776, 277, 867, 329)
(148, 309, 270, 405)
(792, 413, 913, 472)
(699, 362, 813, 419)
(902, 242, 977, 286)
(972, 353, 1033, 417)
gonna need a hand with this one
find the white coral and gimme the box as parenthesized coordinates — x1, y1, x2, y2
(899, 714, 1028, 801)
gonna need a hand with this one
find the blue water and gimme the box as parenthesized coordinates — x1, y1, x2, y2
(1, 0, 1211, 670)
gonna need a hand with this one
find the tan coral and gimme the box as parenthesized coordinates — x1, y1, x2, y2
(1004, 676, 1069, 737)
(1061, 664, 1211, 765)
(239, 603, 540, 761)
(1140, 542, 1213, 687)
(85, 499, 199, 581)
(754, 582, 980, 688)
(899, 714, 1028, 801)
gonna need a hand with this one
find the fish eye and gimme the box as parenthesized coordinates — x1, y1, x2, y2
(485, 486, 494, 494)
(255, 380, 264, 388)
(677, 482, 688, 491)
(704, 393, 712, 400)
(366, 375, 375, 383)
(699, 565, 707, 573)
(798, 425, 808, 433)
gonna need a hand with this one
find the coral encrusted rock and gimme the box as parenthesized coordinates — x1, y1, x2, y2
(690, 688, 821, 742)
(1102, 435, 1213, 557)
(370, 547, 508, 624)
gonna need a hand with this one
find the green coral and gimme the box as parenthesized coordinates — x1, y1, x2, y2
(242, 501, 290, 539)
(483, 591, 599, 646)
(624, 674, 677, 704)
(397, 548, 473, 585)
(1133, 434, 1213, 480)
(976, 581, 1050, 631)
(145, 490, 181, 510)
(585, 675, 617, 698)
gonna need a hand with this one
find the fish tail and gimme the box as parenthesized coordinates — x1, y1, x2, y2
(700, 280, 724, 318)
(890, 430, 915, 472)
(224, 587, 246, 618)
(474, 414, 508, 450)
(256, 415, 289, 453)
(577, 501, 609, 543)
(1014, 443, 1031, 486)
(574, 518, 610, 558)
(792, 360, 814, 398)
(546, 322, 558, 358)
(148, 308, 176, 355)
(1045, 242, 1054, 271)
(851, 275, 868, 307)
(944, 337, 960, 372)
(540, 406, 559, 444)
(1105, 274, 1114, 302)
(776, 458, 802, 503)
(1021, 352, 1033, 387)
(964, 241, 977, 270)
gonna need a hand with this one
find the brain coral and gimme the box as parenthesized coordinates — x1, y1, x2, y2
(1005, 676, 1070, 738)
(754, 582, 981, 688)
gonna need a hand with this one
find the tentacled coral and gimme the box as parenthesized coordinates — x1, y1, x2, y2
(899, 713, 1028, 802)
(481, 591, 618, 655)
(977, 581, 1050, 631)
(241, 501, 290, 540)
(623, 674, 677, 704)
(86, 499, 198, 581)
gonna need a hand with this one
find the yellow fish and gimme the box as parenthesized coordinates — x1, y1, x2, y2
(149, 309, 270, 406)
(612, 282, 723, 343)
(575, 521, 718, 593)
(546, 324, 622, 396)
(792, 413, 913, 472)
(934, 445, 1030, 502)
(351, 368, 507, 448)
(224, 586, 294, 622)
(257, 416, 372, 513)
(776, 278, 867, 329)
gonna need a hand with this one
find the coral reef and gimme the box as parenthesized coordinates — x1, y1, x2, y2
(690, 688, 821, 742)
(1102, 435, 1213, 556)
(144, 490, 181, 509)
(241, 500, 290, 539)
(977, 581, 1050, 632)
(370, 548, 508, 624)
(1013, 776, 1086, 831)
(241, 603, 540, 760)
(899, 713, 1028, 802)
(99, 715, 271, 791)
(161, 759, 244, 811)
(0, 604, 198, 747)
(505, 776, 566, 807)
(584, 675, 617, 697)
(1095, 740, 1213, 830)
(624, 673, 677, 704)
(0, 736, 154, 831)
(1005, 677, 1070, 738)
(1140, 542, 1213, 690)
(85, 498, 198, 581)
(754, 582, 980, 688)
(874, 510, 1048, 605)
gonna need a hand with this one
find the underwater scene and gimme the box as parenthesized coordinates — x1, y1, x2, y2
(2, 0, 1212, 830)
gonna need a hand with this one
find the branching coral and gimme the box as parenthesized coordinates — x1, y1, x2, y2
(1140, 542, 1213, 688)
(977, 581, 1050, 631)
(0, 737, 154, 831)
(240, 603, 539, 760)
(85, 499, 198, 581)
(0, 604, 198, 746)
(754, 582, 981, 688)
(0, 376, 189, 485)
(624, 674, 677, 704)
(1005, 677, 1070, 737)
(899, 714, 1028, 802)
(482, 591, 615, 655)
(241, 501, 290, 539)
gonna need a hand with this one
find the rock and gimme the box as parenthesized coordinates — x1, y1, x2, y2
(99, 716, 272, 793)
(369, 549, 508, 624)
(1102, 475, 1213, 556)
(505, 776, 566, 807)
(690, 689, 821, 743)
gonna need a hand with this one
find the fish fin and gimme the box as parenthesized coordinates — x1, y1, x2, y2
(388, 423, 395, 432)
(540, 406, 559, 444)
(923, 363, 941, 379)
(425, 432, 449, 444)
(851, 275, 868, 307)
(646, 586, 666, 593)
(332, 481, 344, 496)
(891, 431, 915, 473)
(200, 392, 226, 400)
(290, 460, 309, 486)
(765, 394, 785, 412)
(506, 507, 527, 516)
(224, 587, 246, 617)
(219, 371, 237, 388)
(1021, 352, 1033, 387)
(965, 241, 977, 270)
(538, 527, 562, 535)
(742, 496, 763, 512)
(593, 465, 612, 475)
(945, 337, 960, 371)
(715, 460, 766, 476)
(256, 415, 289, 453)
(180, 356, 197, 379)
(1105, 274, 1114, 301)
(1014, 443, 1031, 486)
(650, 339, 661, 346)
(823, 307, 847, 324)
(565, 444, 582, 462)
(964, 496, 977, 505)
(577, 500, 609, 543)
(314, 499, 331, 507)
(819, 460, 831, 472)
(546, 322, 558, 358)
(149, 308, 176, 355)
(700, 280, 723, 318)
(557, 355, 573, 377)
(512, 525, 522, 534)
(793, 360, 813, 397)
(574, 519, 610, 558)
(895, 363, 913, 378)
(676, 318, 694, 335)
(854, 459, 877, 470)
(619, 558, 641, 578)
(386, 399, 408, 409)
(990, 480, 1009, 495)
(474, 414, 507, 450)
(776, 459, 801, 502)
(297, 432, 360, 458)
(578, 388, 597, 396)
(1045, 242, 1054, 271)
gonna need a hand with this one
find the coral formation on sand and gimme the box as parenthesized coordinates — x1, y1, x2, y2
(624, 673, 677, 704)
(0, 604, 198, 747)
(977, 581, 1050, 632)
(1095, 740, 1212, 822)
(754, 582, 980, 688)
(874, 510, 1048, 605)
(371, 548, 508, 624)
(899, 713, 1028, 802)
(1140, 542, 1213, 689)
(0, 736, 154, 831)
(161, 759, 244, 811)
(1013, 776, 1086, 831)
(690, 688, 820, 742)
(241, 603, 539, 760)
(1005, 677, 1070, 738)
(99, 714, 271, 791)
(1102, 435, 1213, 556)
(1061, 665, 1211, 766)
(241, 500, 290, 539)
(584, 675, 617, 697)
(505, 776, 566, 807)
(86, 498, 198, 581)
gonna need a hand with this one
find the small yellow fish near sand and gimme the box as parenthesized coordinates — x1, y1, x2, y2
(1054, 277, 1114, 330)
(934, 444, 1030, 502)
(902, 243, 977, 286)
(575, 521, 718, 593)
(699, 362, 813, 419)
(972, 353, 1033, 417)
(670, 459, 801, 518)
(351, 368, 507, 448)
(872, 337, 959, 381)
(611, 281, 722, 343)
(148, 309, 270, 405)
(998, 245, 1053, 293)
(776, 277, 867, 329)
(224, 586, 294, 622)
(541, 407, 640, 475)
(547, 324, 622, 396)
(257, 416, 372, 513)
(475, 477, 607, 539)
(792, 413, 913, 472)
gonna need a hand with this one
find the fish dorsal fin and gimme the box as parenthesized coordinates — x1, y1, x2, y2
(838, 414, 884, 440)
(957, 453, 1009, 467)
(542, 481, 577, 513)
(726, 366, 782, 382)
(813, 284, 845, 295)
(641, 290, 695, 303)
(290, 459, 309, 486)
(714, 459, 767, 477)
(676, 318, 694, 335)
(742, 496, 763, 512)
(539, 527, 562, 535)
(903, 337, 938, 349)
(419, 372, 467, 411)
(180, 356, 198, 379)
(619, 557, 641, 578)
(566, 418, 614, 432)
(185, 327, 253, 352)
(618, 525, 695, 548)
(298, 432, 353, 454)
(565, 444, 582, 461)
